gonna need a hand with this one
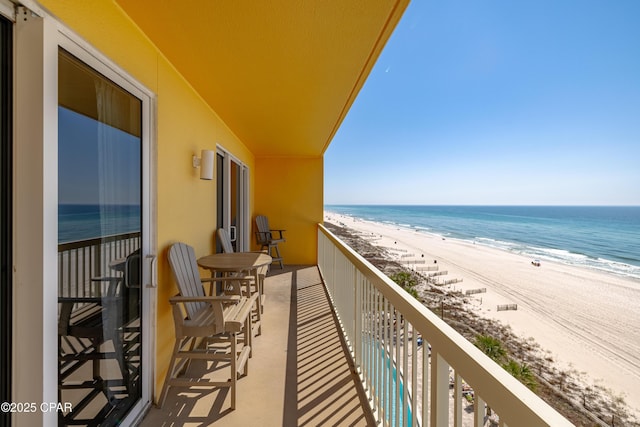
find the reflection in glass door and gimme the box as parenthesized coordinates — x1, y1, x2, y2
(57, 49, 143, 425)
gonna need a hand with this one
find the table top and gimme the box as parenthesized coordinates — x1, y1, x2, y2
(197, 252, 272, 273)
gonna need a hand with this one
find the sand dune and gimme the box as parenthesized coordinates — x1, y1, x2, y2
(325, 212, 640, 417)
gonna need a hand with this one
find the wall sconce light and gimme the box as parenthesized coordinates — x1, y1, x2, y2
(193, 149, 214, 180)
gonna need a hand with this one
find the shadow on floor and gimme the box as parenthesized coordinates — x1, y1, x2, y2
(282, 266, 374, 426)
(140, 265, 374, 426)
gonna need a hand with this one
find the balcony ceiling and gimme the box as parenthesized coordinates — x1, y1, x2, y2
(115, 0, 408, 157)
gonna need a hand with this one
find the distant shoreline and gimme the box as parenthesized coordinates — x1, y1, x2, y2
(325, 205, 640, 280)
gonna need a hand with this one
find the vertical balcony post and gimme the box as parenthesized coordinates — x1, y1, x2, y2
(453, 373, 462, 427)
(474, 396, 485, 427)
(375, 288, 382, 420)
(354, 270, 361, 371)
(411, 329, 418, 427)
(431, 352, 450, 427)
(422, 337, 429, 425)
(382, 298, 388, 427)
(402, 316, 409, 427)
(395, 309, 400, 427)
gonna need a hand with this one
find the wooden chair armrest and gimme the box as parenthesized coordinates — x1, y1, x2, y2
(89, 276, 122, 296)
(270, 229, 285, 239)
(223, 294, 259, 332)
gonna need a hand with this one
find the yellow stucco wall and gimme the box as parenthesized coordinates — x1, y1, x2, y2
(254, 157, 323, 264)
(38, 0, 258, 398)
(39, 0, 327, 402)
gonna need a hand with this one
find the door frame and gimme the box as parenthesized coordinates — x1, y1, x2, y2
(14, 6, 157, 425)
(0, 8, 12, 427)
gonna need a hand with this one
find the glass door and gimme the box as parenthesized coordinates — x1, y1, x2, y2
(216, 149, 249, 252)
(57, 49, 144, 425)
(0, 14, 11, 427)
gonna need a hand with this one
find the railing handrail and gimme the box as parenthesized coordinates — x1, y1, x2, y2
(58, 231, 141, 252)
(318, 223, 572, 426)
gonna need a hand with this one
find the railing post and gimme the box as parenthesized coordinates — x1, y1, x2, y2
(411, 329, 418, 427)
(453, 373, 462, 427)
(474, 396, 485, 427)
(431, 352, 449, 427)
(422, 339, 429, 426)
(395, 308, 401, 427)
(93, 241, 101, 278)
(354, 270, 361, 373)
(402, 314, 409, 427)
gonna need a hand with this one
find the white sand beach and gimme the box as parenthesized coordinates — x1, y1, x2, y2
(324, 212, 640, 418)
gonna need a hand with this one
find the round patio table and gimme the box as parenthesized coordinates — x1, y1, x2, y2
(197, 252, 272, 313)
(197, 252, 272, 274)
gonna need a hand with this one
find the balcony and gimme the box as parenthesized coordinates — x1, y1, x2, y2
(139, 225, 571, 426)
(140, 263, 373, 426)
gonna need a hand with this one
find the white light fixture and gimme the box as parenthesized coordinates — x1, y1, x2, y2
(192, 149, 214, 180)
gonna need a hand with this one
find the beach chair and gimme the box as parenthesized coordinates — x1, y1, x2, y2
(159, 242, 257, 410)
(217, 227, 235, 254)
(254, 215, 285, 268)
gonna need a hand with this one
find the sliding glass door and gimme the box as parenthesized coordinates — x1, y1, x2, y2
(216, 149, 249, 253)
(57, 49, 144, 425)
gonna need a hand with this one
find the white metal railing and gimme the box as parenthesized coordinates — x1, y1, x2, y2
(317, 224, 572, 427)
(58, 232, 141, 297)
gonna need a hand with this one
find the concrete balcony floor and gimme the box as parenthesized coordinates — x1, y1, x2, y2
(140, 265, 375, 426)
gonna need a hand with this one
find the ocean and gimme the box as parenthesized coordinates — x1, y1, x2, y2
(325, 205, 640, 280)
(59, 204, 141, 244)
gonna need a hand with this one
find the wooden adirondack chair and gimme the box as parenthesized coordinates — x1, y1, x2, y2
(217, 227, 235, 254)
(159, 242, 257, 410)
(254, 215, 285, 268)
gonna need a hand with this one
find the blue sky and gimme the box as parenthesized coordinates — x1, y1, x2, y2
(59, 107, 141, 205)
(324, 1, 640, 205)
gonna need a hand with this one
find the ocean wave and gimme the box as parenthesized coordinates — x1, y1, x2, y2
(474, 237, 522, 252)
(523, 247, 640, 279)
(475, 239, 640, 279)
(590, 258, 640, 279)
(531, 247, 589, 261)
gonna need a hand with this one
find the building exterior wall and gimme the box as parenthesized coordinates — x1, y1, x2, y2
(33, 0, 267, 399)
(254, 156, 323, 265)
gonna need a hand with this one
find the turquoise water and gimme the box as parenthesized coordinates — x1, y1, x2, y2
(372, 343, 413, 426)
(326, 205, 640, 279)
